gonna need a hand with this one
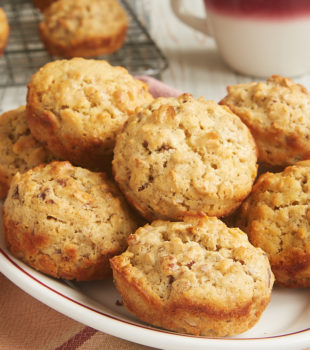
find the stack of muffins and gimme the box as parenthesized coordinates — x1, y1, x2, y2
(2, 57, 310, 337)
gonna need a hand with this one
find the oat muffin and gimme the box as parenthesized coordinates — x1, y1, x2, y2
(0, 8, 9, 55)
(113, 94, 257, 221)
(39, 0, 128, 58)
(238, 160, 310, 288)
(26, 58, 153, 170)
(220, 75, 310, 167)
(110, 215, 274, 337)
(0, 106, 56, 199)
(3, 161, 138, 281)
(32, 0, 56, 11)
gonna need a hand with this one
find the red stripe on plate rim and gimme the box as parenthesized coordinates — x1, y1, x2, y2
(1, 247, 309, 342)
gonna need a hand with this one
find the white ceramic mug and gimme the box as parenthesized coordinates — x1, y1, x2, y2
(170, 0, 310, 77)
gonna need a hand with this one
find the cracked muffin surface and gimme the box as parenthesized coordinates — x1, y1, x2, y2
(110, 215, 274, 336)
(39, 0, 129, 57)
(220, 75, 310, 167)
(0, 106, 56, 199)
(26, 58, 153, 170)
(237, 160, 310, 288)
(113, 93, 257, 221)
(2, 161, 138, 281)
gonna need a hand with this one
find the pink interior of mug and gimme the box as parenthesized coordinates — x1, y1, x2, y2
(204, 0, 310, 19)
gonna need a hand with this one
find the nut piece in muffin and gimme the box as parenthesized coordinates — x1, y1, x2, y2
(0, 106, 57, 199)
(39, 0, 129, 58)
(220, 75, 310, 167)
(113, 93, 257, 221)
(0, 8, 9, 55)
(3, 161, 138, 281)
(110, 215, 274, 337)
(26, 58, 153, 170)
(237, 160, 310, 288)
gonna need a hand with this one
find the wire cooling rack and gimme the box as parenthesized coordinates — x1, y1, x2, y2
(0, 0, 168, 87)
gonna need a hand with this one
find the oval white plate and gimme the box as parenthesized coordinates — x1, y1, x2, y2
(0, 207, 310, 350)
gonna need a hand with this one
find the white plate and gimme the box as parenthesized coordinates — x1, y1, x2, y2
(0, 206, 310, 350)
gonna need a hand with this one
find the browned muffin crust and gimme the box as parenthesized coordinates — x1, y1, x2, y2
(32, 0, 56, 12)
(0, 7, 9, 55)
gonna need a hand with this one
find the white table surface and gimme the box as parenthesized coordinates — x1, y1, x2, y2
(2, 0, 310, 111)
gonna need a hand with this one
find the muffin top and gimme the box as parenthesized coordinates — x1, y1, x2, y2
(113, 93, 257, 220)
(220, 75, 310, 166)
(40, 0, 128, 46)
(111, 215, 273, 310)
(26, 58, 153, 168)
(0, 106, 55, 198)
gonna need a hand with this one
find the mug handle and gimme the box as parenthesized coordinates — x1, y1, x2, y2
(170, 0, 211, 36)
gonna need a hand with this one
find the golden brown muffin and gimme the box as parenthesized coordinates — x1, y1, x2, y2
(26, 58, 153, 170)
(113, 94, 257, 221)
(39, 0, 128, 58)
(220, 75, 310, 167)
(3, 161, 138, 281)
(237, 160, 310, 288)
(110, 215, 274, 337)
(0, 8, 9, 55)
(32, 0, 56, 12)
(0, 106, 56, 199)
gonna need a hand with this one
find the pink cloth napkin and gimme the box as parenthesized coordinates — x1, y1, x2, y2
(136, 75, 181, 98)
(0, 77, 180, 350)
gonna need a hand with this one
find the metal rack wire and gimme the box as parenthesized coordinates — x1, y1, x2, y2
(0, 0, 168, 88)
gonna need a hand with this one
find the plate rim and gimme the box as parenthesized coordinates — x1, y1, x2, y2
(1, 247, 310, 350)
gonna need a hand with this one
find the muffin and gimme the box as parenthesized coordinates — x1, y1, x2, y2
(113, 94, 258, 221)
(32, 0, 56, 12)
(110, 215, 274, 337)
(0, 106, 56, 199)
(0, 8, 9, 55)
(39, 0, 129, 58)
(3, 161, 138, 281)
(237, 160, 310, 288)
(26, 58, 153, 170)
(220, 75, 310, 167)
